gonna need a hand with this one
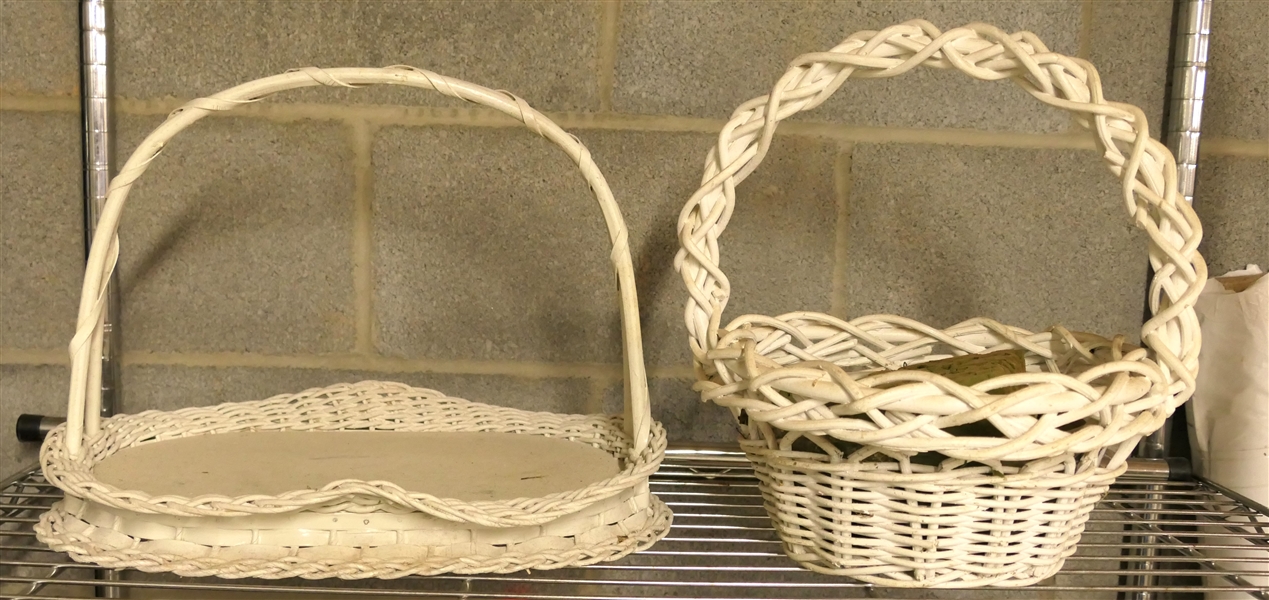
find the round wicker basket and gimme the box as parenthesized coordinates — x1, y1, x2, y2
(675, 21, 1205, 587)
(36, 66, 671, 579)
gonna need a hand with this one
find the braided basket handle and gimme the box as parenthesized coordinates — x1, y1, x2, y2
(66, 67, 652, 457)
(676, 21, 1205, 407)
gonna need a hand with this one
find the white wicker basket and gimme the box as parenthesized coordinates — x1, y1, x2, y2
(675, 21, 1205, 587)
(35, 66, 671, 579)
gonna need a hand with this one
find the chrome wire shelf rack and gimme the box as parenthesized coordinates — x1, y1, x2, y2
(3, 447, 1267, 599)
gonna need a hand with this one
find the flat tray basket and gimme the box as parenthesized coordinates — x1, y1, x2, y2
(36, 66, 672, 580)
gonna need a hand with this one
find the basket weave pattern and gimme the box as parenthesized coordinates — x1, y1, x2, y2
(36, 502, 672, 580)
(37, 66, 671, 578)
(675, 21, 1205, 587)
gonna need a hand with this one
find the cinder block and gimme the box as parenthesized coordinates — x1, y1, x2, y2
(0, 0, 79, 96)
(0, 111, 83, 350)
(845, 143, 1150, 339)
(1194, 155, 1269, 274)
(583, 129, 840, 368)
(614, 1, 1081, 132)
(1085, 0, 1173, 131)
(115, 114, 356, 354)
(375, 126, 839, 368)
(1205, 0, 1269, 140)
(112, 0, 600, 111)
(372, 125, 617, 363)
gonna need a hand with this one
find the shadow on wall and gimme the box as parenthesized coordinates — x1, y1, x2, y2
(631, 180, 688, 354)
(121, 186, 206, 302)
(372, 126, 618, 365)
(907, 213, 990, 329)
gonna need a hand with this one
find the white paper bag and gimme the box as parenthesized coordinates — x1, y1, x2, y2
(1186, 265, 1268, 599)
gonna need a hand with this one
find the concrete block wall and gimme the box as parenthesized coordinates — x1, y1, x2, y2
(2, 0, 1266, 484)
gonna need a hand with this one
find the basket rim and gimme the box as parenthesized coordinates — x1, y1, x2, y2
(698, 310, 1175, 462)
(41, 381, 667, 527)
(703, 312, 1170, 417)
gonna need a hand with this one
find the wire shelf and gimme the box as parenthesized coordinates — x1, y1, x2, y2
(3, 448, 1267, 599)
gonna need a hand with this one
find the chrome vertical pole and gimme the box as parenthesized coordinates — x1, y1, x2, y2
(81, 0, 120, 422)
(1166, 0, 1210, 208)
(1127, 1, 1210, 598)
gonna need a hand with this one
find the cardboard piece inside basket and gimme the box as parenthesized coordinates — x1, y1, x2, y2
(1218, 272, 1266, 293)
(92, 431, 620, 501)
(883, 349, 1028, 392)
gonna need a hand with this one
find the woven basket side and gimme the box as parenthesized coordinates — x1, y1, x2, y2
(749, 446, 1122, 586)
(64, 67, 652, 458)
(34, 494, 674, 578)
(675, 21, 1205, 412)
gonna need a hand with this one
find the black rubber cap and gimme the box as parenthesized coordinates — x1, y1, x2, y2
(1166, 456, 1194, 481)
(15, 414, 47, 443)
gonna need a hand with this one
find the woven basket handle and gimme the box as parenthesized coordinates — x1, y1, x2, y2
(676, 21, 1206, 407)
(66, 67, 652, 457)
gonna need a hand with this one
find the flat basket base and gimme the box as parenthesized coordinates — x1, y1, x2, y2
(34, 496, 673, 579)
(91, 430, 623, 501)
